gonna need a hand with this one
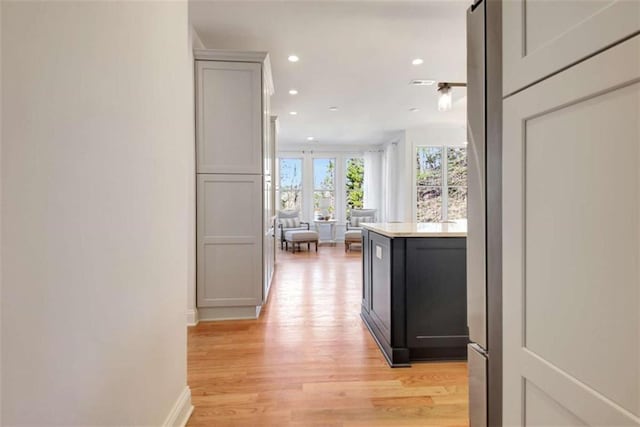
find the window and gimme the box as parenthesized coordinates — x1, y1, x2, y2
(277, 153, 367, 221)
(345, 157, 364, 219)
(416, 147, 443, 222)
(313, 158, 336, 219)
(278, 158, 303, 211)
(416, 146, 467, 222)
(446, 147, 467, 220)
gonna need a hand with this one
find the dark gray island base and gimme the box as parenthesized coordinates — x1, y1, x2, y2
(361, 225, 468, 367)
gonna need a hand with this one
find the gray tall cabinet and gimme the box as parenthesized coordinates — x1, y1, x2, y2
(195, 49, 275, 321)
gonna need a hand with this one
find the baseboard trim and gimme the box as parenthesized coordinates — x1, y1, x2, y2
(198, 305, 261, 321)
(163, 386, 193, 427)
(186, 308, 199, 327)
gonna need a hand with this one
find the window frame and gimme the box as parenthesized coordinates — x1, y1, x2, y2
(414, 145, 468, 222)
(276, 157, 304, 212)
(312, 157, 337, 219)
(444, 146, 468, 221)
(276, 151, 366, 225)
(344, 156, 365, 220)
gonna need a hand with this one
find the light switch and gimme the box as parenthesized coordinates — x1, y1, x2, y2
(376, 245, 383, 259)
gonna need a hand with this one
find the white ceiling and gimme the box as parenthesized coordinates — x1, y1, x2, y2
(189, 1, 468, 146)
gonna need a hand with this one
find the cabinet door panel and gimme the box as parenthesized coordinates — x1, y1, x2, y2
(406, 238, 467, 348)
(268, 116, 277, 178)
(503, 35, 640, 425)
(504, 0, 640, 95)
(263, 177, 272, 231)
(263, 84, 271, 176)
(263, 229, 274, 303)
(370, 233, 391, 343)
(196, 60, 262, 174)
(197, 174, 262, 307)
(362, 230, 371, 312)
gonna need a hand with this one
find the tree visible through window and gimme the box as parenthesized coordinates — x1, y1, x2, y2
(313, 158, 335, 219)
(416, 147, 443, 222)
(279, 158, 302, 211)
(416, 146, 467, 222)
(345, 158, 364, 219)
(446, 147, 468, 220)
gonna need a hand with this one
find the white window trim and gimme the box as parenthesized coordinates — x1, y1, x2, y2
(413, 145, 467, 222)
(278, 150, 364, 225)
(275, 156, 304, 213)
(311, 155, 337, 219)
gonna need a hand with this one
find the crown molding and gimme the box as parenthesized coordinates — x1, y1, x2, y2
(194, 48, 267, 62)
(193, 49, 274, 95)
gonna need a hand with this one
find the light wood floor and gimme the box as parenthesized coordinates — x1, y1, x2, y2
(187, 245, 469, 427)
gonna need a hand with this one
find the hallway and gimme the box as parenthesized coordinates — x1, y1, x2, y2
(187, 246, 469, 426)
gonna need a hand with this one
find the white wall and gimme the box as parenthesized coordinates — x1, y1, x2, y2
(405, 125, 467, 149)
(0, 2, 3, 421)
(2, 2, 191, 425)
(382, 125, 467, 222)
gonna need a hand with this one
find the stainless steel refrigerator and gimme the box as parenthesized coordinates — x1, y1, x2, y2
(466, 1, 502, 426)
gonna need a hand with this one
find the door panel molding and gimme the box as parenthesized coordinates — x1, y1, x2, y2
(522, 349, 639, 426)
(197, 174, 262, 308)
(503, 0, 640, 96)
(196, 60, 262, 174)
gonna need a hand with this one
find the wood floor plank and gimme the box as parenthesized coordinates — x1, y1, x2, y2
(187, 245, 469, 426)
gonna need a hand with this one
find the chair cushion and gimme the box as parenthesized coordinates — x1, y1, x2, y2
(285, 230, 319, 242)
(278, 210, 300, 218)
(344, 230, 362, 242)
(280, 217, 301, 228)
(280, 226, 307, 233)
(350, 216, 374, 227)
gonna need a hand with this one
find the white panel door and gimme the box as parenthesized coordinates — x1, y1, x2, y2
(503, 35, 640, 425)
(197, 174, 262, 307)
(503, 0, 640, 95)
(196, 60, 262, 174)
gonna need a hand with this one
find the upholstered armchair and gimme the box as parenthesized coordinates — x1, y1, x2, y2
(277, 210, 310, 249)
(345, 209, 377, 252)
(346, 209, 377, 230)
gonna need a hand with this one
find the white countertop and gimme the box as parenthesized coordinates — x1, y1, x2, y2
(362, 220, 467, 238)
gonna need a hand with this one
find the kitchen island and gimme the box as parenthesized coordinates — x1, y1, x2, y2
(361, 222, 468, 367)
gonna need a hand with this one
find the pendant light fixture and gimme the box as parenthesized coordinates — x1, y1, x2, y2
(437, 82, 467, 112)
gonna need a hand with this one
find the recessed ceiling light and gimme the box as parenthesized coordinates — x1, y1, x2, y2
(307, 136, 315, 141)
(412, 58, 424, 66)
(409, 108, 420, 112)
(409, 79, 436, 86)
(328, 106, 338, 111)
(289, 111, 298, 115)
(288, 55, 299, 62)
(289, 89, 298, 95)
